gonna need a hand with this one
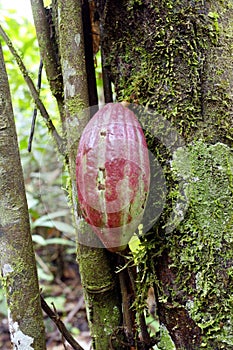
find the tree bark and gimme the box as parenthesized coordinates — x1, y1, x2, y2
(54, 1, 122, 349)
(0, 42, 46, 350)
(101, 0, 233, 348)
(30, 0, 64, 120)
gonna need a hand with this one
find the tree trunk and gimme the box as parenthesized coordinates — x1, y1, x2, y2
(0, 42, 46, 350)
(30, 1, 123, 349)
(101, 0, 233, 349)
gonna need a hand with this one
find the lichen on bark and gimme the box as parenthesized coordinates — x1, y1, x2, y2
(170, 141, 233, 347)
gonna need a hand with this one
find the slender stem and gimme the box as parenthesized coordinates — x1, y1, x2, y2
(0, 24, 65, 156)
(30, 0, 64, 115)
(101, 48, 113, 103)
(126, 259, 151, 346)
(117, 255, 134, 338)
(28, 59, 43, 152)
(82, 0, 99, 110)
(40, 295, 85, 350)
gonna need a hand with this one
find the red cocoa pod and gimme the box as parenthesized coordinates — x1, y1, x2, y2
(76, 103, 150, 252)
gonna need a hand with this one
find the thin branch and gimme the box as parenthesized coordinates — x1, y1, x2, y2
(30, 0, 64, 104)
(82, 0, 98, 110)
(117, 250, 152, 348)
(101, 49, 113, 103)
(98, 0, 113, 103)
(0, 24, 65, 156)
(117, 255, 134, 338)
(40, 295, 85, 350)
(28, 59, 43, 152)
(124, 257, 151, 346)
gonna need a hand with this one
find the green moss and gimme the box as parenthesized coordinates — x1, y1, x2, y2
(169, 141, 233, 347)
(132, 142, 233, 348)
(77, 242, 122, 349)
(66, 95, 86, 116)
(103, 1, 233, 347)
(103, 0, 233, 143)
(0, 243, 43, 338)
(157, 324, 176, 350)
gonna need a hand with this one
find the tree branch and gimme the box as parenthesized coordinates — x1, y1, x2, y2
(28, 59, 43, 152)
(82, 0, 98, 110)
(0, 24, 66, 156)
(30, 0, 65, 119)
(40, 295, 85, 350)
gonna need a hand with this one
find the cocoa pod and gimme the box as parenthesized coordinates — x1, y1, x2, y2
(76, 103, 150, 252)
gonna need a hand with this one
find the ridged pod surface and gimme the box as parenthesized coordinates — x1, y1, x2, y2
(76, 103, 150, 251)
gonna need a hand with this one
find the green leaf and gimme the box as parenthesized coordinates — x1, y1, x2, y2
(52, 221, 75, 234)
(32, 234, 46, 245)
(45, 237, 75, 246)
(37, 267, 54, 282)
(45, 295, 66, 311)
(129, 234, 141, 253)
(32, 210, 73, 232)
(32, 235, 75, 247)
(26, 192, 39, 209)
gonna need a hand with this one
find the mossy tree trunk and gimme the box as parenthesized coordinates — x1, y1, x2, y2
(100, 0, 233, 349)
(31, 1, 122, 349)
(56, 1, 122, 349)
(0, 41, 46, 350)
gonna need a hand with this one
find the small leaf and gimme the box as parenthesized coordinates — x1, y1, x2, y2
(32, 234, 46, 245)
(129, 234, 141, 253)
(44, 0, 52, 7)
(46, 237, 75, 246)
(37, 267, 54, 281)
(52, 221, 75, 234)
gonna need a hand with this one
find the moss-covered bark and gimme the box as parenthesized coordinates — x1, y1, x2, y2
(100, 0, 233, 348)
(55, 1, 122, 349)
(77, 244, 122, 350)
(0, 42, 46, 350)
